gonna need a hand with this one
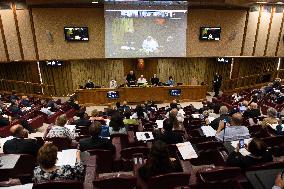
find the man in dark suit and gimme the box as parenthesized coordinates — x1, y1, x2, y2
(243, 102, 261, 118)
(156, 119, 183, 144)
(74, 112, 92, 127)
(151, 74, 159, 86)
(8, 102, 24, 117)
(85, 78, 95, 89)
(213, 73, 222, 97)
(210, 106, 231, 130)
(3, 124, 40, 156)
(0, 114, 10, 127)
(79, 121, 115, 152)
(126, 70, 136, 86)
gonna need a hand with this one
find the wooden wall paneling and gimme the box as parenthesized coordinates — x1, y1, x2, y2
(187, 9, 246, 57)
(70, 59, 125, 91)
(252, 5, 263, 56)
(12, 3, 24, 60)
(243, 7, 260, 56)
(267, 6, 284, 57)
(0, 9, 22, 61)
(240, 10, 250, 56)
(16, 9, 37, 60)
(254, 5, 273, 56)
(28, 8, 39, 60)
(32, 8, 104, 60)
(264, 6, 275, 56)
(276, 8, 284, 57)
(0, 12, 9, 62)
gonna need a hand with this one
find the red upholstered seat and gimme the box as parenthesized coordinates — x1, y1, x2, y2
(87, 149, 113, 173)
(147, 172, 190, 189)
(32, 180, 83, 189)
(93, 175, 137, 189)
(121, 146, 149, 171)
(45, 137, 72, 151)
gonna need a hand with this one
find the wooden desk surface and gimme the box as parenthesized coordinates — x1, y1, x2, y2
(75, 85, 208, 105)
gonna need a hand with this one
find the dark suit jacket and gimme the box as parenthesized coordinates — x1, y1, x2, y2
(157, 131, 183, 144)
(151, 77, 159, 85)
(0, 117, 9, 127)
(210, 115, 231, 130)
(243, 109, 261, 118)
(75, 118, 92, 127)
(79, 136, 115, 152)
(3, 138, 40, 156)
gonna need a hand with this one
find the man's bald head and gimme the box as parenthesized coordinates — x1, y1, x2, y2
(231, 113, 243, 126)
(10, 124, 24, 138)
(170, 108, 178, 116)
(250, 102, 258, 110)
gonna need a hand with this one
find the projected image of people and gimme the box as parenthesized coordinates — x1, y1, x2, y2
(105, 6, 187, 58)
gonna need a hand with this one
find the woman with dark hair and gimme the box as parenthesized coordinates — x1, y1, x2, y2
(138, 140, 182, 181)
(227, 138, 272, 169)
(33, 143, 85, 183)
(109, 112, 127, 135)
(132, 105, 148, 120)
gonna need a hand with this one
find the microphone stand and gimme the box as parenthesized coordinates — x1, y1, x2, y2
(222, 120, 226, 143)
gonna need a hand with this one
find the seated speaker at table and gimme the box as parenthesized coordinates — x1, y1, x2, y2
(137, 75, 147, 85)
(126, 70, 136, 86)
(151, 74, 160, 86)
(109, 78, 117, 89)
(85, 78, 95, 89)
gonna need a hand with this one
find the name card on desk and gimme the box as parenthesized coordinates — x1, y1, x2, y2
(56, 149, 77, 167)
(155, 120, 164, 129)
(191, 114, 200, 119)
(176, 142, 198, 160)
(136, 132, 154, 141)
(201, 126, 216, 137)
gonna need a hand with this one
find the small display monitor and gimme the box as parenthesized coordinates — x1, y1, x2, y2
(107, 91, 119, 99)
(64, 27, 89, 41)
(169, 89, 181, 96)
(217, 57, 231, 64)
(200, 27, 221, 41)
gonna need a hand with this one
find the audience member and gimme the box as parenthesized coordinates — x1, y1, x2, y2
(34, 143, 85, 183)
(273, 173, 284, 189)
(3, 124, 39, 156)
(156, 119, 183, 144)
(123, 110, 139, 126)
(151, 74, 159, 86)
(166, 109, 184, 130)
(109, 112, 127, 135)
(261, 107, 279, 128)
(0, 114, 10, 127)
(132, 105, 149, 120)
(19, 96, 31, 107)
(79, 121, 114, 152)
(89, 109, 105, 122)
(209, 106, 230, 130)
(166, 76, 174, 86)
(121, 101, 131, 112)
(227, 138, 272, 169)
(215, 113, 250, 142)
(138, 140, 182, 182)
(45, 114, 74, 140)
(74, 112, 92, 127)
(243, 102, 261, 118)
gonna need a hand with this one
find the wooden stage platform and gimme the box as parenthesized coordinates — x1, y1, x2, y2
(75, 85, 208, 105)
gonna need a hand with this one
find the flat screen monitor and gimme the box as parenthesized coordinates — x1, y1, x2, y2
(169, 89, 181, 96)
(107, 91, 119, 99)
(217, 57, 231, 64)
(200, 27, 221, 41)
(64, 27, 89, 41)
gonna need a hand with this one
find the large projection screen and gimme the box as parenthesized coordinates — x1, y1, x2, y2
(105, 3, 188, 58)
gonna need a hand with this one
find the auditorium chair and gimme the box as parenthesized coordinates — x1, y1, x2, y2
(46, 111, 64, 124)
(262, 136, 284, 156)
(93, 175, 137, 189)
(14, 154, 37, 183)
(190, 149, 227, 166)
(45, 137, 72, 151)
(147, 172, 190, 189)
(189, 136, 216, 145)
(195, 141, 227, 153)
(64, 108, 77, 119)
(87, 149, 113, 173)
(28, 115, 45, 129)
(76, 126, 89, 135)
(186, 128, 203, 138)
(126, 124, 139, 132)
(246, 161, 284, 171)
(167, 144, 178, 158)
(32, 180, 83, 189)
(120, 146, 149, 171)
(197, 167, 243, 189)
(110, 133, 129, 149)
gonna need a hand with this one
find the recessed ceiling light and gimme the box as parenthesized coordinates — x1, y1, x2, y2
(92, 1, 99, 4)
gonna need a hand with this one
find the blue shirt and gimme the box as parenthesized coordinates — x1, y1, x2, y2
(166, 79, 174, 86)
(216, 126, 250, 142)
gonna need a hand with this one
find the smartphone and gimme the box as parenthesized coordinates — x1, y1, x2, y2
(239, 139, 245, 148)
(145, 133, 150, 139)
